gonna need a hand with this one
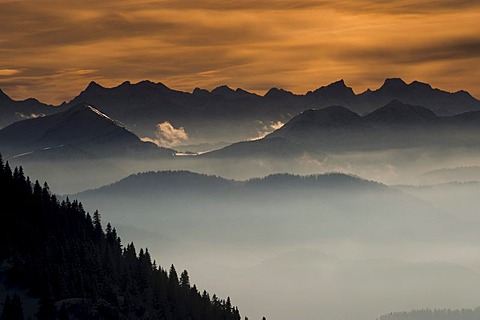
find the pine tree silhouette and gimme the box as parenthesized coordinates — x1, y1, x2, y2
(0, 153, 242, 320)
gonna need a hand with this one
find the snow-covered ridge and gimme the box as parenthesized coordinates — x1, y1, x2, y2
(83, 104, 133, 133)
(86, 105, 112, 121)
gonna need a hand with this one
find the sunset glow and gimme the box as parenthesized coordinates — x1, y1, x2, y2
(1, 0, 479, 103)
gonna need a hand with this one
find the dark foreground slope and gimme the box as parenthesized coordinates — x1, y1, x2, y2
(0, 158, 241, 320)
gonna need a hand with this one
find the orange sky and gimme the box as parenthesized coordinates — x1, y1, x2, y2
(0, 0, 479, 104)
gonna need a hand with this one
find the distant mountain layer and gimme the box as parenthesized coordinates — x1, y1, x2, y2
(0, 88, 57, 128)
(77, 170, 385, 197)
(66, 78, 480, 120)
(206, 100, 480, 158)
(0, 103, 176, 193)
(74, 169, 468, 246)
(0, 103, 174, 159)
(1, 78, 478, 144)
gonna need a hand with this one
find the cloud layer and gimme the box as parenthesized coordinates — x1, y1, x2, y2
(0, 0, 479, 103)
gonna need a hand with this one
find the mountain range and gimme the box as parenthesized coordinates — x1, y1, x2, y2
(0, 103, 173, 160)
(0, 88, 57, 128)
(0, 103, 175, 193)
(206, 100, 480, 158)
(1, 78, 479, 146)
(73, 170, 473, 267)
(76, 170, 385, 198)
(3, 97, 480, 191)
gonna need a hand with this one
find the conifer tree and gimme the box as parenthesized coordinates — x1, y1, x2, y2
(0, 154, 243, 320)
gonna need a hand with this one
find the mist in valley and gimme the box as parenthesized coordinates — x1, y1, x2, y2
(3, 0, 480, 317)
(68, 170, 480, 320)
(3, 82, 480, 320)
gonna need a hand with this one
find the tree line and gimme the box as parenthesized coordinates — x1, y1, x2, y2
(0, 154, 242, 320)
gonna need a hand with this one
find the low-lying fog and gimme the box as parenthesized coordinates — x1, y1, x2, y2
(9, 144, 480, 319)
(69, 170, 480, 320)
(11, 145, 480, 194)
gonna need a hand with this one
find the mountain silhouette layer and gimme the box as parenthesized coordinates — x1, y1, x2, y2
(0, 103, 174, 159)
(1, 78, 478, 145)
(207, 100, 480, 158)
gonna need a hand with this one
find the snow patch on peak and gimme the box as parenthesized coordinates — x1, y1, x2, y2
(86, 105, 114, 121)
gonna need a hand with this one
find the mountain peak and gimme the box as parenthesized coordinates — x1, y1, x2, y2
(62, 103, 116, 125)
(313, 79, 355, 97)
(264, 87, 294, 98)
(192, 87, 210, 97)
(381, 78, 407, 89)
(364, 99, 437, 124)
(136, 80, 158, 88)
(211, 85, 252, 99)
(291, 105, 362, 127)
(212, 85, 235, 94)
(329, 79, 347, 87)
(235, 87, 255, 96)
(118, 80, 131, 87)
(0, 88, 13, 102)
(86, 81, 105, 91)
(410, 80, 432, 90)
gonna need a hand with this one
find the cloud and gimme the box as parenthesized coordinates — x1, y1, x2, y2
(141, 121, 189, 147)
(15, 112, 45, 120)
(251, 121, 285, 140)
(0, 0, 479, 103)
(338, 37, 480, 65)
(0, 68, 21, 76)
(127, 0, 480, 13)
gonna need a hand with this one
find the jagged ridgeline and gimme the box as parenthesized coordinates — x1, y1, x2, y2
(0, 154, 241, 320)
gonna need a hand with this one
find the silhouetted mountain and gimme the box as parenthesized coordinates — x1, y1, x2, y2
(74, 170, 465, 248)
(306, 79, 357, 107)
(0, 159, 242, 320)
(356, 78, 479, 115)
(1, 79, 478, 147)
(0, 88, 57, 128)
(263, 87, 296, 99)
(0, 103, 176, 194)
(244, 171, 383, 191)
(0, 103, 173, 159)
(79, 171, 237, 197)
(211, 85, 258, 99)
(207, 100, 480, 157)
(363, 99, 438, 125)
(55, 78, 480, 146)
(270, 106, 365, 135)
(77, 170, 383, 199)
(68, 171, 480, 320)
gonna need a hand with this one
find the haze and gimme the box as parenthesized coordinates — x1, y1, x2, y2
(73, 171, 480, 320)
(2, 1, 480, 319)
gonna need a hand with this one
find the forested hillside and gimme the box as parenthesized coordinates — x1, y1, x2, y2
(0, 154, 241, 320)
